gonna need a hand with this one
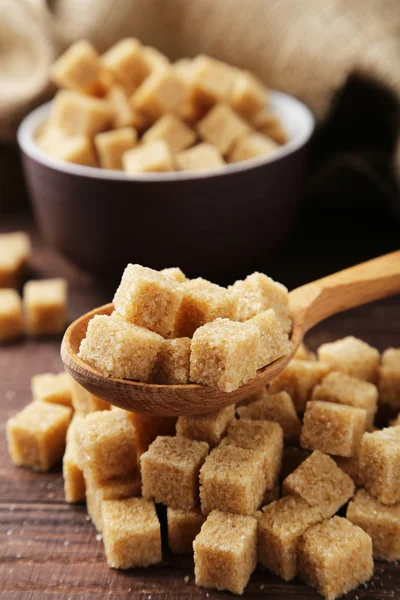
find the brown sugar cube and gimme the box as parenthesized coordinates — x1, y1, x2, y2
(347, 488, 400, 561)
(193, 510, 257, 595)
(281, 446, 311, 481)
(131, 68, 185, 121)
(101, 38, 149, 94)
(190, 318, 259, 392)
(229, 271, 291, 333)
(95, 127, 137, 170)
(379, 347, 400, 409)
(7, 401, 72, 471)
(143, 46, 169, 73)
(199, 444, 265, 515)
(249, 309, 292, 370)
(258, 495, 322, 581)
(333, 446, 363, 486)
(151, 337, 191, 384)
(269, 360, 330, 414)
(113, 264, 184, 337)
(69, 376, 110, 414)
(301, 401, 367, 457)
(78, 314, 163, 381)
(230, 71, 268, 117)
(359, 425, 400, 505)
(229, 133, 278, 163)
(176, 405, 235, 448)
(86, 472, 142, 532)
(295, 341, 317, 361)
(102, 497, 161, 569)
(221, 419, 283, 490)
(167, 507, 205, 554)
(106, 85, 136, 128)
(142, 114, 196, 154)
(123, 140, 174, 173)
(298, 517, 373, 600)
(50, 90, 112, 137)
(160, 266, 187, 283)
(312, 371, 378, 430)
(174, 278, 235, 338)
(63, 416, 85, 503)
(23, 278, 67, 336)
(50, 40, 103, 94)
(251, 109, 288, 145)
(282, 450, 355, 518)
(141, 436, 208, 509)
(0, 289, 23, 342)
(189, 55, 236, 108)
(197, 103, 250, 155)
(48, 136, 97, 167)
(36, 126, 97, 167)
(32, 372, 72, 407)
(238, 389, 301, 443)
(174, 59, 207, 123)
(176, 143, 224, 171)
(114, 409, 176, 463)
(318, 336, 380, 383)
(0, 232, 31, 288)
(75, 410, 137, 484)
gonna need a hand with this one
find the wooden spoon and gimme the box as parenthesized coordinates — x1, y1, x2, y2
(61, 251, 400, 416)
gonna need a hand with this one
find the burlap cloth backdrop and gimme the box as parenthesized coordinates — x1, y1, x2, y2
(1, 0, 400, 215)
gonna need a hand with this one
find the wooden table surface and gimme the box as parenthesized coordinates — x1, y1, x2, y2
(1, 214, 400, 600)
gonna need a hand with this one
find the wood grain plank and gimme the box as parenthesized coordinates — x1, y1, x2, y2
(2, 503, 399, 600)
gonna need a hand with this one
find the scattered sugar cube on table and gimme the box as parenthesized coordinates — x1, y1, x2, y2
(102, 497, 161, 569)
(0, 289, 23, 342)
(75, 411, 137, 485)
(0, 232, 31, 288)
(193, 510, 257, 595)
(317, 336, 380, 383)
(23, 278, 67, 336)
(282, 450, 355, 518)
(176, 405, 235, 448)
(220, 419, 283, 490)
(300, 400, 367, 457)
(359, 425, 400, 505)
(167, 507, 205, 555)
(298, 517, 373, 600)
(141, 435, 209, 510)
(199, 444, 265, 515)
(257, 495, 322, 581)
(347, 488, 400, 561)
(7, 401, 72, 472)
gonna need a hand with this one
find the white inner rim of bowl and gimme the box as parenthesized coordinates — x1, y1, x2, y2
(18, 90, 315, 182)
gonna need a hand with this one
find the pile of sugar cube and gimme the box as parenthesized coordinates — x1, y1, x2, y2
(0, 231, 67, 339)
(6, 316, 400, 598)
(37, 38, 287, 172)
(78, 263, 292, 392)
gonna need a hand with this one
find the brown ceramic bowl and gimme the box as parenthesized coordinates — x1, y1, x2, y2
(18, 91, 314, 283)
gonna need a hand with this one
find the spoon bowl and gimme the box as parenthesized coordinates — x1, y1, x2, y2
(61, 251, 400, 416)
(61, 303, 301, 415)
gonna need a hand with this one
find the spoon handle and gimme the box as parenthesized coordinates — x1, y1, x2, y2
(289, 250, 400, 334)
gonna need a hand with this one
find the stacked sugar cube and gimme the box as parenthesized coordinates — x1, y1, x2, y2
(0, 231, 68, 341)
(38, 38, 287, 172)
(6, 265, 400, 599)
(78, 264, 292, 392)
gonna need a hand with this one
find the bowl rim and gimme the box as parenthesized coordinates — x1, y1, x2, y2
(17, 90, 315, 182)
